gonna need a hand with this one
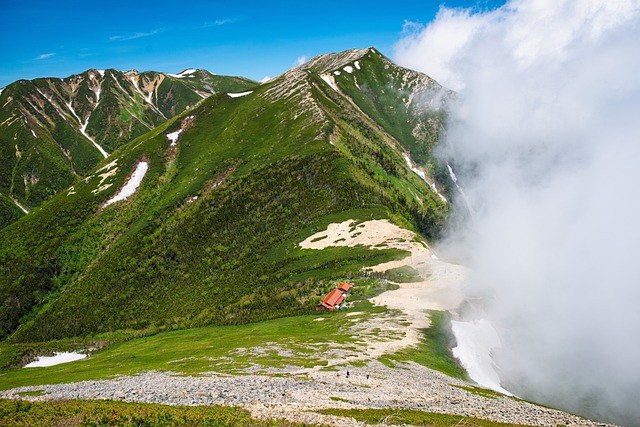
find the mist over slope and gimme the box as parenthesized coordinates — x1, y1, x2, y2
(395, 0, 640, 425)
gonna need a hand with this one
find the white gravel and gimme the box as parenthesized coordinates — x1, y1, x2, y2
(1, 361, 611, 426)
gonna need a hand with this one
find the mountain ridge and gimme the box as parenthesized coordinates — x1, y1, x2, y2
(0, 68, 257, 226)
(0, 47, 453, 345)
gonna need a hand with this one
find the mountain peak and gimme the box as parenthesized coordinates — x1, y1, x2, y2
(304, 47, 375, 74)
(167, 68, 200, 79)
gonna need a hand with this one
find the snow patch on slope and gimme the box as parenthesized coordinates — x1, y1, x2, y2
(165, 115, 195, 146)
(66, 101, 109, 158)
(98, 159, 118, 172)
(10, 198, 29, 214)
(168, 69, 197, 79)
(451, 319, 513, 396)
(227, 91, 253, 98)
(447, 162, 474, 217)
(24, 352, 86, 368)
(80, 118, 108, 158)
(103, 162, 148, 207)
(403, 153, 447, 202)
(343, 65, 354, 73)
(320, 74, 338, 92)
(166, 129, 183, 146)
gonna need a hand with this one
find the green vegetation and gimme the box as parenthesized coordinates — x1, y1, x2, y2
(384, 265, 423, 283)
(0, 69, 257, 226)
(386, 310, 468, 380)
(316, 408, 534, 427)
(0, 194, 25, 229)
(0, 288, 392, 389)
(0, 399, 317, 427)
(0, 48, 451, 348)
(327, 48, 454, 195)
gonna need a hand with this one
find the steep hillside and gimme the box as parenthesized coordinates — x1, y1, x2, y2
(0, 48, 451, 344)
(0, 69, 256, 226)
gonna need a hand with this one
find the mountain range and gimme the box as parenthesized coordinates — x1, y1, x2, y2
(0, 68, 256, 227)
(0, 47, 454, 345)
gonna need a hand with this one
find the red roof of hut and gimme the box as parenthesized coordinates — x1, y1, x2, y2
(337, 282, 354, 293)
(322, 289, 345, 306)
(317, 289, 346, 310)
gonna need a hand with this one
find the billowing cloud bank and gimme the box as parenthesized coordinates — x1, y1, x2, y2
(395, 1, 640, 425)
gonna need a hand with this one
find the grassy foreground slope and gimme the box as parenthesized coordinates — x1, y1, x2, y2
(0, 48, 450, 345)
(0, 399, 315, 427)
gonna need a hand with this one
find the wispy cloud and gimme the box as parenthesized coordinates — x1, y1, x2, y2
(35, 53, 55, 60)
(293, 56, 308, 67)
(203, 18, 242, 28)
(109, 29, 164, 41)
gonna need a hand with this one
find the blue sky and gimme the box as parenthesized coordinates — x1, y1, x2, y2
(0, 0, 504, 87)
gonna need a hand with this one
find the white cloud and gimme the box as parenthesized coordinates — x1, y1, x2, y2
(260, 76, 272, 83)
(109, 29, 163, 41)
(395, 1, 640, 425)
(203, 18, 241, 27)
(293, 56, 308, 67)
(35, 53, 55, 60)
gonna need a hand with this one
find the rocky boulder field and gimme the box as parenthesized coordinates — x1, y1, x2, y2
(0, 360, 612, 426)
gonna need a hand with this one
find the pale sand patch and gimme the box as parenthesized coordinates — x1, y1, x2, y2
(344, 311, 365, 317)
(301, 219, 465, 355)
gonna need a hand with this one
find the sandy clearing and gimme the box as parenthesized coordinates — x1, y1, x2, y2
(300, 219, 465, 355)
(97, 159, 118, 172)
(91, 167, 118, 194)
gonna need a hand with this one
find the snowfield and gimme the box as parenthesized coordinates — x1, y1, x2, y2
(227, 91, 253, 98)
(104, 162, 149, 207)
(166, 129, 183, 146)
(320, 74, 338, 92)
(451, 319, 513, 396)
(24, 352, 87, 368)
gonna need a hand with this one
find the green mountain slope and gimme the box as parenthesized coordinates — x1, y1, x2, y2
(0, 69, 256, 227)
(0, 48, 451, 344)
